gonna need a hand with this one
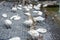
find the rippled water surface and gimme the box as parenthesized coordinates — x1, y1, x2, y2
(0, 2, 60, 40)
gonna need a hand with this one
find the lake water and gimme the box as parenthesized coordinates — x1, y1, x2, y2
(0, 2, 60, 40)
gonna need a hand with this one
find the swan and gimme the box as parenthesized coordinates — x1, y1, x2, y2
(9, 37, 21, 40)
(17, 7, 22, 10)
(4, 19, 12, 25)
(33, 11, 43, 16)
(2, 13, 7, 18)
(17, 4, 22, 10)
(18, 4, 22, 7)
(10, 15, 21, 20)
(23, 6, 28, 9)
(28, 29, 39, 37)
(23, 5, 31, 11)
(27, 4, 33, 9)
(36, 28, 47, 33)
(11, 6, 17, 12)
(26, 8, 30, 11)
(23, 6, 30, 11)
(37, 4, 41, 8)
(38, 11, 43, 16)
(33, 16, 45, 21)
(33, 11, 38, 13)
(34, 5, 40, 10)
(23, 19, 33, 26)
(27, 5, 32, 9)
(33, 4, 41, 10)
(43, 4, 48, 7)
(29, 4, 33, 7)
(24, 12, 31, 16)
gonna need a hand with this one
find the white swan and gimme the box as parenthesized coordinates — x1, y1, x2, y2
(17, 4, 22, 10)
(34, 5, 40, 10)
(17, 7, 22, 10)
(33, 11, 43, 16)
(33, 16, 45, 21)
(9, 37, 21, 40)
(37, 4, 41, 8)
(24, 12, 31, 16)
(33, 4, 41, 10)
(2, 14, 7, 18)
(11, 7, 17, 12)
(10, 15, 21, 20)
(27, 4, 33, 9)
(28, 29, 39, 37)
(24, 19, 33, 26)
(29, 4, 33, 7)
(4, 19, 12, 25)
(26, 8, 30, 11)
(23, 6, 30, 11)
(27, 5, 32, 9)
(38, 11, 43, 16)
(23, 6, 28, 9)
(36, 28, 47, 33)
(33, 11, 38, 13)
(43, 4, 48, 7)
(18, 5, 22, 7)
